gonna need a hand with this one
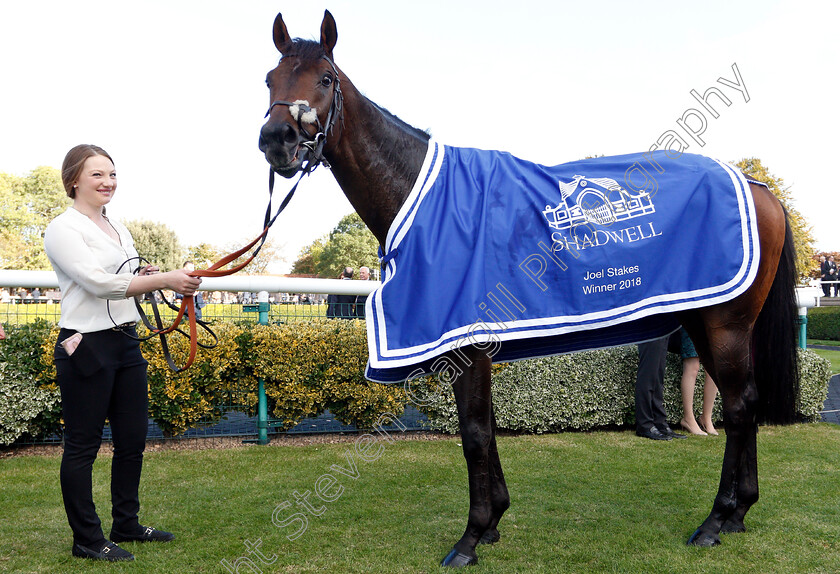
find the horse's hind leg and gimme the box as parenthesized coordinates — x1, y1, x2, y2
(441, 346, 508, 567)
(685, 318, 760, 546)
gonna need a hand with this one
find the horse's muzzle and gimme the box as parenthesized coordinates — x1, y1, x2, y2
(259, 121, 305, 178)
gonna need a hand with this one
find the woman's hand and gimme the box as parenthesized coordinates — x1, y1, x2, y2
(163, 269, 202, 296)
(126, 268, 202, 298)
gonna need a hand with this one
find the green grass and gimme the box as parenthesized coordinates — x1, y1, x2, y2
(1, 425, 839, 573)
(808, 341, 840, 374)
(808, 339, 840, 347)
(812, 349, 840, 374)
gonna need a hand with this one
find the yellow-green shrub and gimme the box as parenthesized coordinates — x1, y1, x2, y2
(0, 320, 61, 445)
(142, 322, 248, 436)
(250, 321, 407, 429)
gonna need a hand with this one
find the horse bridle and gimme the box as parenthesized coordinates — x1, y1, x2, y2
(264, 55, 344, 176)
(109, 55, 345, 373)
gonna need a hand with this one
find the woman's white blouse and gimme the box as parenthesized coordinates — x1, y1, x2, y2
(44, 208, 142, 333)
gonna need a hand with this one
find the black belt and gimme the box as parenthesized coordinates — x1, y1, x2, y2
(111, 321, 137, 331)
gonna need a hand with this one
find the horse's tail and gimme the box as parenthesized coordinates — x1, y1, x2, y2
(753, 206, 800, 424)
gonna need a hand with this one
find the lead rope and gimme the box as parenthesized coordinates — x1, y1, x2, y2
(115, 54, 343, 372)
(110, 157, 314, 373)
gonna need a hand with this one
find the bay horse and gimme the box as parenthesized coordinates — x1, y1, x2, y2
(258, 11, 799, 568)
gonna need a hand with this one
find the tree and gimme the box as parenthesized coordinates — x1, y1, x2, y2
(0, 167, 69, 270)
(300, 213, 379, 278)
(184, 243, 225, 269)
(123, 220, 182, 272)
(735, 158, 815, 280)
(290, 237, 326, 275)
(219, 236, 285, 275)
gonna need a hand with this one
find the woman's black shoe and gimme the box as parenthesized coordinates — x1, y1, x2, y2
(72, 541, 135, 561)
(110, 525, 175, 543)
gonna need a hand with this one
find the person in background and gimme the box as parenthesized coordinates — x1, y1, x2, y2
(635, 336, 687, 441)
(677, 328, 719, 436)
(820, 255, 832, 297)
(828, 255, 839, 297)
(44, 144, 201, 562)
(325, 271, 344, 318)
(354, 266, 371, 319)
(334, 266, 356, 319)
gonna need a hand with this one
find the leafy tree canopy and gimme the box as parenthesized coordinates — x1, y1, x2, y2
(0, 167, 69, 270)
(123, 219, 182, 272)
(735, 158, 815, 280)
(217, 236, 285, 275)
(290, 237, 326, 276)
(291, 213, 379, 278)
(184, 243, 224, 269)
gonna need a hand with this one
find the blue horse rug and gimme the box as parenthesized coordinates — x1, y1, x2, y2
(364, 141, 759, 383)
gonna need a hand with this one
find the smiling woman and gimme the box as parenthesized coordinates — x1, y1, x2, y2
(41, 144, 203, 562)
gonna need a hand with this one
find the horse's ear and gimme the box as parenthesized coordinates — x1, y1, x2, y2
(273, 12, 293, 54)
(320, 10, 337, 58)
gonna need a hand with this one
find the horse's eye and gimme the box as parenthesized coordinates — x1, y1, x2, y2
(321, 74, 333, 87)
(265, 78, 270, 88)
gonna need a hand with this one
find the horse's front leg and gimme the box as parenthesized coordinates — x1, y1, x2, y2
(441, 347, 498, 568)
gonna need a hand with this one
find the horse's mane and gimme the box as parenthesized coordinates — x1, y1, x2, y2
(284, 38, 328, 61)
(369, 101, 431, 140)
(284, 39, 430, 141)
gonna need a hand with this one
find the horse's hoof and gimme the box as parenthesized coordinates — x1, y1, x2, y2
(441, 548, 477, 568)
(720, 518, 746, 534)
(687, 528, 721, 547)
(478, 528, 500, 545)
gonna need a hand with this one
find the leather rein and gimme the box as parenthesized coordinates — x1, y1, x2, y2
(115, 55, 344, 373)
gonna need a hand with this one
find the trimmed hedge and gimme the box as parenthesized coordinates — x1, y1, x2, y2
(412, 347, 831, 434)
(0, 319, 832, 444)
(2, 319, 407, 442)
(806, 306, 840, 341)
(245, 321, 407, 431)
(0, 320, 61, 445)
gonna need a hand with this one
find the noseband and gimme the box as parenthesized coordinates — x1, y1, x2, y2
(264, 55, 344, 175)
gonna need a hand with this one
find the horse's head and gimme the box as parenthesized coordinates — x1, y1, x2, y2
(259, 11, 343, 178)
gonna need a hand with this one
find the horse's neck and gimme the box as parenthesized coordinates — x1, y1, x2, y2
(325, 88, 429, 246)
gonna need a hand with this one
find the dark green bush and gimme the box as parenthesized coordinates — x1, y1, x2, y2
(806, 307, 840, 341)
